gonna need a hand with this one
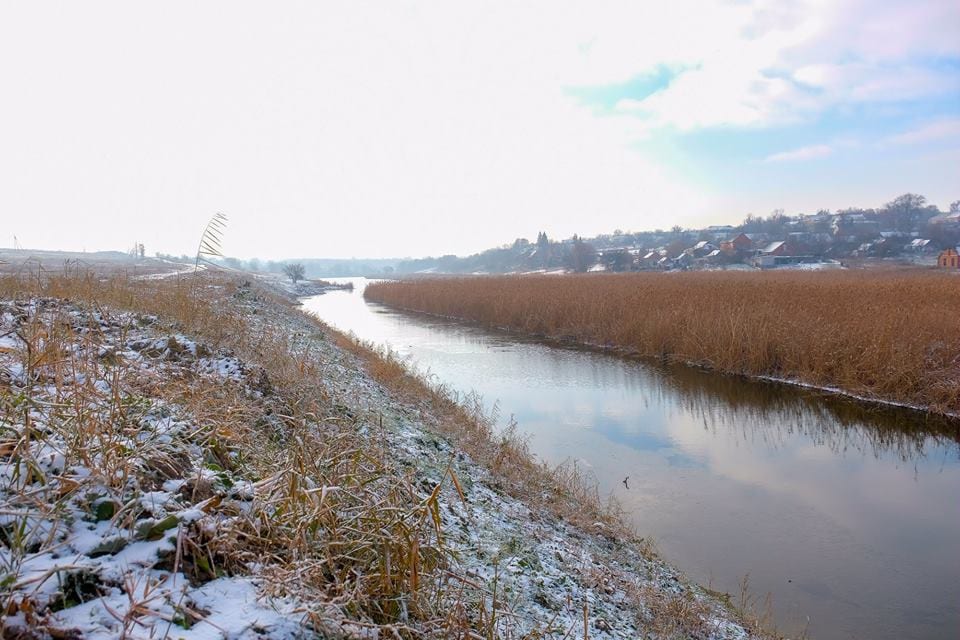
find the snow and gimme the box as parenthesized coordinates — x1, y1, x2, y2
(49, 576, 308, 640)
(198, 355, 245, 380)
(0, 299, 317, 639)
(0, 292, 759, 640)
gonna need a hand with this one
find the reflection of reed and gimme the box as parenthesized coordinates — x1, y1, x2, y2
(378, 302, 960, 463)
(640, 360, 960, 463)
(366, 273, 960, 414)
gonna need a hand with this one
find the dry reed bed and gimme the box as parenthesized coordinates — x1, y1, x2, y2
(0, 271, 769, 639)
(365, 271, 960, 415)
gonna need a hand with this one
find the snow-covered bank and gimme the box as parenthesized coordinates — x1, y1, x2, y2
(0, 277, 768, 639)
(0, 298, 320, 638)
(253, 274, 353, 298)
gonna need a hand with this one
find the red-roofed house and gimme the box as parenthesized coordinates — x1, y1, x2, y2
(938, 247, 960, 269)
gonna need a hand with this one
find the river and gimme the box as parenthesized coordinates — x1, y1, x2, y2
(302, 278, 960, 640)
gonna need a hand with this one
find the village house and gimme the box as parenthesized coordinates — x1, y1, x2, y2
(752, 240, 808, 268)
(691, 240, 718, 257)
(797, 211, 832, 231)
(938, 247, 960, 268)
(638, 250, 663, 269)
(669, 252, 694, 269)
(831, 214, 881, 241)
(929, 212, 960, 230)
(907, 239, 940, 258)
(757, 240, 795, 257)
(720, 233, 753, 254)
(705, 225, 735, 240)
(698, 249, 727, 267)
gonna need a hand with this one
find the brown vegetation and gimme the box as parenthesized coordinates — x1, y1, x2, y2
(0, 273, 456, 633)
(365, 271, 960, 415)
(0, 270, 771, 638)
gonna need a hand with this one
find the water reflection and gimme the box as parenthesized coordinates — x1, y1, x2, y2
(384, 305, 960, 464)
(642, 361, 960, 463)
(302, 280, 960, 640)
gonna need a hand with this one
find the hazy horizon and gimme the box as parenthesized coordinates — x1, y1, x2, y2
(2, 1, 958, 260)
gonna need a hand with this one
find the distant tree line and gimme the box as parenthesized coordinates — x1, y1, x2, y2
(151, 254, 400, 277)
(153, 193, 958, 276)
(395, 232, 600, 274)
(393, 193, 959, 274)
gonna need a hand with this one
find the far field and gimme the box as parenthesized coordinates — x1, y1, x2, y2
(365, 271, 960, 415)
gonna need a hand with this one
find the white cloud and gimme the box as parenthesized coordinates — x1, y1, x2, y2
(803, 0, 960, 62)
(613, 0, 960, 131)
(793, 62, 959, 104)
(0, 1, 956, 258)
(765, 144, 834, 163)
(0, 1, 718, 259)
(884, 118, 960, 146)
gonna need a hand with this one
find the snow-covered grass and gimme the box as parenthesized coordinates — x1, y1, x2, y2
(253, 273, 353, 298)
(0, 272, 770, 639)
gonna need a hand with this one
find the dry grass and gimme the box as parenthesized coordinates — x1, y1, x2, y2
(0, 269, 777, 638)
(329, 333, 628, 538)
(0, 272, 467, 635)
(365, 271, 960, 414)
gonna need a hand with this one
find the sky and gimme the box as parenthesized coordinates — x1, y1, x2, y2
(1, 1, 958, 260)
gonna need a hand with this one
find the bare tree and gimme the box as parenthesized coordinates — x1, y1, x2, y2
(283, 263, 306, 283)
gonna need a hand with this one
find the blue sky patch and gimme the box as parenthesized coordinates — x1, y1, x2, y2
(565, 66, 684, 112)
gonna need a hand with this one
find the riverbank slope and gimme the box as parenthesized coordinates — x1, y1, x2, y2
(0, 272, 770, 639)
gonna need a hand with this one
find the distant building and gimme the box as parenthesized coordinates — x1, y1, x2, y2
(706, 225, 735, 232)
(832, 215, 880, 240)
(639, 250, 663, 269)
(752, 240, 808, 268)
(720, 233, 753, 253)
(672, 252, 694, 269)
(798, 211, 832, 230)
(691, 240, 717, 257)
(757, 240, 795, 257)
(930, 212, 960, 229)
(700, 249, 726, 265)
(938, 247, 960, 268)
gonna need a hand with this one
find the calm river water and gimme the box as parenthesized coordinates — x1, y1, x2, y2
(303, 278, 959, 640)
